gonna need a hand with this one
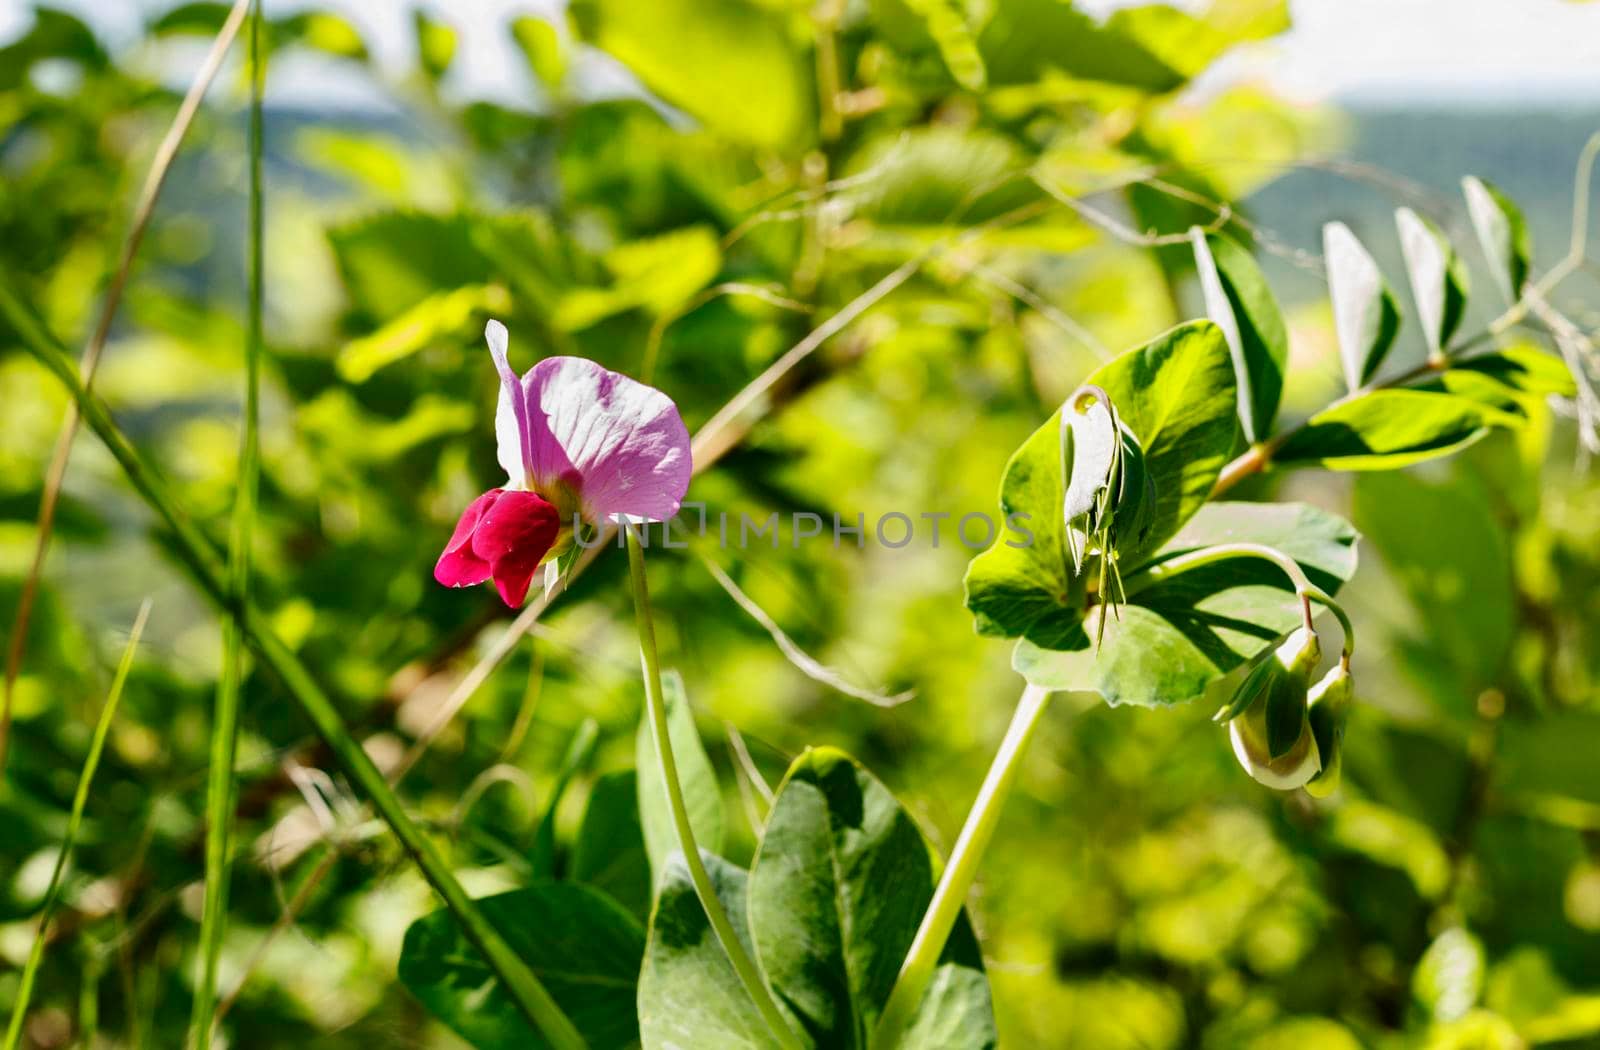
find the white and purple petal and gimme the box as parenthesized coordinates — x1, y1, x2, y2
(522, 356, 691, 523)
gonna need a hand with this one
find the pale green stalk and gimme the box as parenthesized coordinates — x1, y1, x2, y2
(188, 4, 264, 1044)
(626, 528, 803, 1050)
(3, 601, 152, 1050)
(0, 272, 588, 1050)
(873, 683, 1052, 1050)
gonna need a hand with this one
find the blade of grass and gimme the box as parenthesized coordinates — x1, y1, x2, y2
(189, 3, 264, 1044)
(0, 0, 252, 777)
(0, 278, 590, 1050)
(3, 600, 152, 1050)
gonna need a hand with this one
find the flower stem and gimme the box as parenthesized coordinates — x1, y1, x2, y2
(0, 274, 589, 1050)
(625, 527, 801, 1050)
(1126, 542, 1355, 656)
(188, 5, 263, 1044)
(872, 683, 1053, 1050)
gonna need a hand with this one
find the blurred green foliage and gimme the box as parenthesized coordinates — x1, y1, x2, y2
(1, 1, 1598, 1048)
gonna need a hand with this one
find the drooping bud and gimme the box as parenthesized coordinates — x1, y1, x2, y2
(1218, 626, 1324, 790)
(1305, 664, 1354, 798)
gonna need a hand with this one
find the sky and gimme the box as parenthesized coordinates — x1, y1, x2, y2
(2, 0, 1599, 107)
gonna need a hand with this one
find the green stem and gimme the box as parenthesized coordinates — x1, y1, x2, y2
(4, 602, 150, 1050)
(0, 275, 589, 1050)
(872, 683, 1053, 1050)
(1126, 542, 1355, 655)
(189, 5, 264, 1044)
(625, 528, 802, 1050)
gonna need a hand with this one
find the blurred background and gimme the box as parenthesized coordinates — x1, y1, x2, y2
(1, 0, 1598, 1046)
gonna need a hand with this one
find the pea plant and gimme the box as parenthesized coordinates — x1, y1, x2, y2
(3, 1, 1598, 1048)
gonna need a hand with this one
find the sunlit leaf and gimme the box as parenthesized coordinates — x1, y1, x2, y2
(511, 16, 566, 91)
(1395, 207, 1469, 355)
(1273, 390, 1522, 471)
(1415, 926, 1487, 1023)
(336, 284, 511, 383)
(1323, 221, 1400, 391)
(1190, 229, 1288, 443)
(1462, 176, 1531, 304)
(570, 0, 813, 151)
(413, 9, 457, 81)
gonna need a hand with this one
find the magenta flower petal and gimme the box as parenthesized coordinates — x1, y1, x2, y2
(521, 356, 693, 523)
(434, 488, 560, 607)
(467, 489, 561, 607)
(434, 489, 500, 589)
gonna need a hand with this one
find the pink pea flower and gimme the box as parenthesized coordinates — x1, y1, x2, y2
(434, 320, 692, 607)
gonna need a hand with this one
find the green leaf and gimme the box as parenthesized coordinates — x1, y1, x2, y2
(1452, 346, 1577, 398)
(398, 883, 645, 1050)
(1395, 207, 1469, 355)
(637, 670, 725, 882)
(1414, 926, 1487, 1023)
(1272, 389, 1518, 471)
(977, 0, 1186, 90)
(637, 853, 776, 1049)
(1012, 501, 1359, 705)
(413, 9, 456, 81)
(842, 127, 1039, 228)
(1190, 229, 1288, 443)
(1462, 176, 1531, 304)
(1087, 320, 1238, 558)
(1353, 473, 1512, 694)
(1323, 221, 1401, 391)
(336, 284, 511, 383)
(748, 747, 997, 1049)
(555, 226, 722, 332)
(897, 0, 987, 90)
(964, 321, 1235, 647)
(152, 3, 368, 61)
(572, 770, 653, 922)
(570, 0, 812, 151)
(511, 16, 566, 91)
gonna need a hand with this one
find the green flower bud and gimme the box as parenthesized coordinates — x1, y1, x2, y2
(1219, 627, 1324, 790)
(1305, 664, 1354, 799)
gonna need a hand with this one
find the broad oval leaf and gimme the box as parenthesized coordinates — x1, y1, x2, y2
(1324, 221, 1401, 391)
(748, 747, 997, 1050)
(1395, 207, 1468, 355)
(570, 0, 812, 152)
(1190, 229, 1288, 443)
(1462, 176, 1531, 305)
(1272, 389, 1519, 471)
(638, 852, 777, 1050)
(398, 882, 645, 1050)
(964, 321, 1235, 649)
(1012, 501, 1359, 705)
(637, 670, 725, 882)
